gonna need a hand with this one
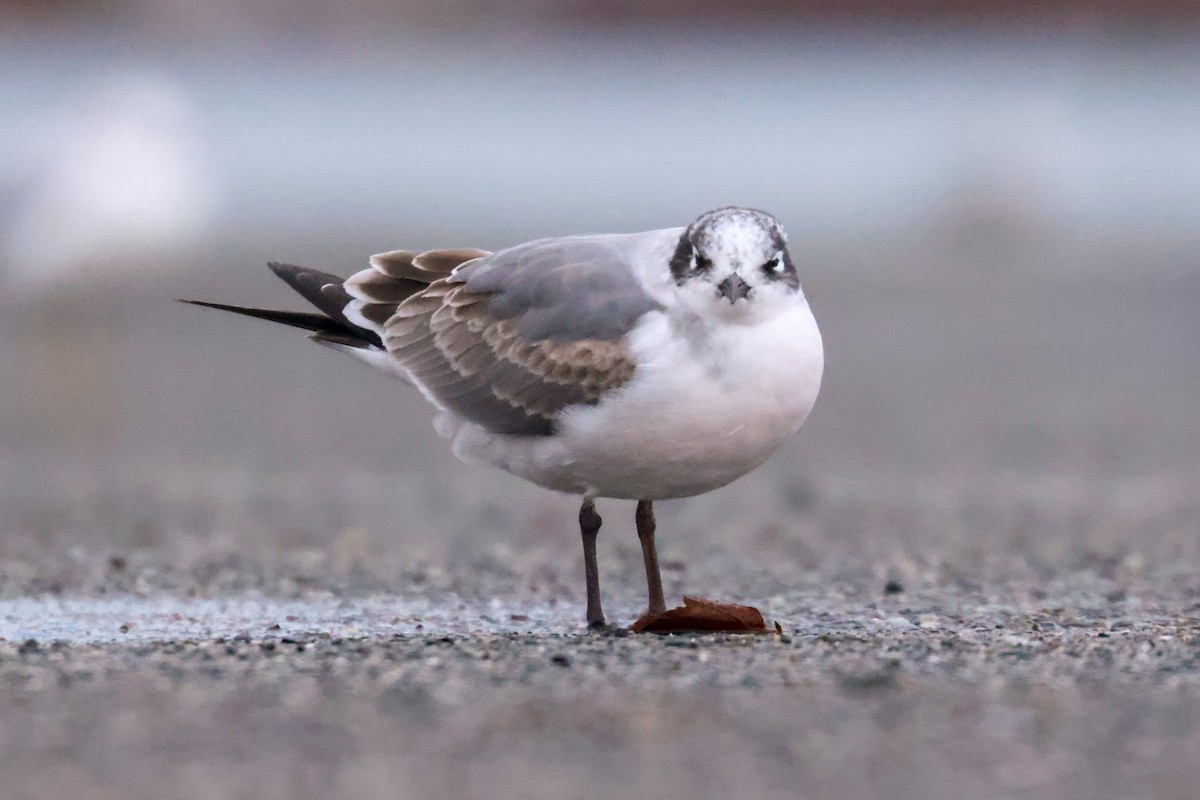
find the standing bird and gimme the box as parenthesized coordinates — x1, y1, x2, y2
(185, 207, 824, 627)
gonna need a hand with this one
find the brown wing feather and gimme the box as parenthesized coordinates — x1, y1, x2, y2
(341, 248, 484, 340)
(382, 279, 637, 435)
(367, 248, 488, 281)
(192, 241, 647, 439)
(338, 244, 645, 437)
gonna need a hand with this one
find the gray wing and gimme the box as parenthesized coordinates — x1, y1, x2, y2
(461, 237, 661, 343)
(347, 236, 663, 436)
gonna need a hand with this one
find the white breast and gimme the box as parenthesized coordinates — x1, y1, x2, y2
(550, 301, 823, 498)
(436, 303, 820, 502)
(435, 242, 824, 499)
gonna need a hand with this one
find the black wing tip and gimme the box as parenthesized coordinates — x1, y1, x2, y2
(267, 261, 341, 283)
(266, 261, 351, 307)
(180, 295, 384, 349)
(181, 263, 382, 351)
(178, 298, 238, 311)
(267, 261, 304, 279)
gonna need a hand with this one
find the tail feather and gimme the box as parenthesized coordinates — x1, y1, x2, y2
(183, 251, 488, 384)
(180, 261, 385, 349)
(177, 299, 345, 336)
(268, 262, 360, 330)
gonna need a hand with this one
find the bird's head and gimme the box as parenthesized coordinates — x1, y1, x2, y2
(668, 207, 804, 323)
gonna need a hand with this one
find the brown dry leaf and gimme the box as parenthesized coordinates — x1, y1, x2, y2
(630, 595, 768, 634)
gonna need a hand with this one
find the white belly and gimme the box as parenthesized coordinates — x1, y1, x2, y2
(439, 302, 824, 500)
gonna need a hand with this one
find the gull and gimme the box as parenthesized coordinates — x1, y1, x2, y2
(185, 207, 824, 627)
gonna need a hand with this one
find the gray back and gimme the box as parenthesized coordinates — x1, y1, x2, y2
(456, 236, 661, 343)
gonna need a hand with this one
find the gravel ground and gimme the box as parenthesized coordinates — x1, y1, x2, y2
(2, 232, 1199, 799)
(3, 470, 1200, 800)
(4, 575, 1200, 800)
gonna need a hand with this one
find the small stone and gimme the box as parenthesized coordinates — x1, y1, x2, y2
(884, 579, 905, 595)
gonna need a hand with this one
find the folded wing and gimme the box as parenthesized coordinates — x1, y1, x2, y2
(348, 238, 661, 436)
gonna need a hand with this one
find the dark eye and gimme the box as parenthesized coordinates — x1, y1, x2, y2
(762, 258, 781, 274)
(694, 253, 713, 272)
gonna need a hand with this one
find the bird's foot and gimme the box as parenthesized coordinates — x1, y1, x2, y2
(585, 620, 628, 637)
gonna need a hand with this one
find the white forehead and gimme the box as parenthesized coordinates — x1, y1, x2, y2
(691, 209, 786, 264)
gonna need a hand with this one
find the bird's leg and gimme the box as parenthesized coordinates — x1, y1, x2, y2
(636, 499, 667, 615)
(579, 499, 605, 628)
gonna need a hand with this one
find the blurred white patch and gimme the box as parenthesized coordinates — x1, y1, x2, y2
(2, 72, 215, 292)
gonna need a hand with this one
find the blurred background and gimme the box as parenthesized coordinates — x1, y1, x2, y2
(0, 1, 1197, 594)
